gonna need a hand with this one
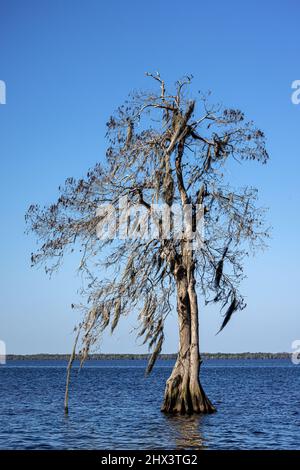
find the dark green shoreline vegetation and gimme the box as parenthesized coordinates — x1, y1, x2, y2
(6, 353, 291, 361)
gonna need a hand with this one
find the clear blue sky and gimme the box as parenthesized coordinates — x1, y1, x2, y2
(0, 0, 299, 354)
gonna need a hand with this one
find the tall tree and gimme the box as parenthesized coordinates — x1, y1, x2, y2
(26, 74, 269, 414)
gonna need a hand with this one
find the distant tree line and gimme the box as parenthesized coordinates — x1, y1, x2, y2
(6, 353, 291, 361)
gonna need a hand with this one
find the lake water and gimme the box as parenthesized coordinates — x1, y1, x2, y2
(0, 359, 299, 450)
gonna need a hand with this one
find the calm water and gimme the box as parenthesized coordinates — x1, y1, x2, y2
(0, 359, 299, 450)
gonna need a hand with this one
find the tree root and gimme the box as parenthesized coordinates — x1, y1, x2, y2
(161, 371, 216, 415)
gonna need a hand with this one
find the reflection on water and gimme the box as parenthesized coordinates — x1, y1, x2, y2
(164, 414, 205, 449)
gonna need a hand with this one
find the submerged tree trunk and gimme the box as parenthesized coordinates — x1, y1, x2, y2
(161, 257, 216, 415)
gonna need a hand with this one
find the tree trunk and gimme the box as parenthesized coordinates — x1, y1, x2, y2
(161, 258, 216, 415)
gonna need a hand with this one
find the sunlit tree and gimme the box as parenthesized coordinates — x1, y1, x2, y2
(26, 73, 269, 414)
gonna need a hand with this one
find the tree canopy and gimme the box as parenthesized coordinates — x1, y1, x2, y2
(26, 73, 269, 380)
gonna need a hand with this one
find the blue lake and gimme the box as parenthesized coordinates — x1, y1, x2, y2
(0, 359, 299, 449)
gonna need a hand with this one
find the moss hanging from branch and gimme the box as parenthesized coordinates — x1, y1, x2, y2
(26, 72, 269, 414)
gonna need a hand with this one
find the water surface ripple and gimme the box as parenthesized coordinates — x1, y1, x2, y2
(0, 359, 299, 450)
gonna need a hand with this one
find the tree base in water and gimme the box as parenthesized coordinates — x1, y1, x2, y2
(161, 368, 216, 415)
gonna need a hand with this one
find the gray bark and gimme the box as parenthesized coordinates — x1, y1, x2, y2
(161, 251, 216, 414)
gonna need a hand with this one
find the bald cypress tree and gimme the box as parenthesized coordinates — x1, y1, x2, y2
(26, 73, 269, 414)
